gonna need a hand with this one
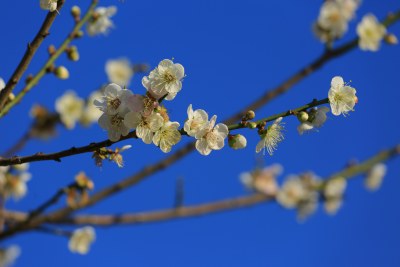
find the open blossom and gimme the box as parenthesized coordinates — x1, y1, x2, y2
(357, 14, 387, 52)
(87, 6, 117, 36)
(184, 104, 208, 138)
(105, 58, 133, 86)
(276, 175, 308, 209)
(323, 177, 347, 215)
(0, 169, 31, 201)
(297, 107, 330, 135)
(240, 164, 282, 196)
(80, 91, 103, 126)
(69, 227, 96, 255)
(256, 117, 284, 155)
(142, 59, 184, 101)
(94, 83, 132, 115)
(365, 163, 387, 191)
(40, 0, 57, 12)
(195, 115, 229, 156)
(124, 112, 164, 144)
(328, 76, 357, 116)
(153, 121, 182, 153)
(313, 0, 360, 42)
(55, 91, 85, 129)
(0, 245, 20, 267)
(98, 112, 130, 142)
(110, 145, 132, 167)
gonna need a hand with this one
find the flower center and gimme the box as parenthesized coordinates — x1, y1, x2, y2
(108, 98, 121, 111)
(110, 114, 123, 126)
(163, 71, 175, 83)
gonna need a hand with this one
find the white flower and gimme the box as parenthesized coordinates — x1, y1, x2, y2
(228, 134, 247, 150)
(323, 177, 347, 215)
(0, 78, 5, 90)
(184, 104, 208, 138)
(80, 91, 103, 126)
(124, 112, 164, 144)
(240, 164, 282, 196)
(105, 58, 133, 86)
(98, 113, 130, 142)
(55, 91, 85, 129)
(40, 0, 57, 12)
(357, 14, 387, 52)
(12, 163, 29, 172)
(94, 83, 132, 115)
(276, 175, 308, 209)
(328, 76, 357, 116)
(87, 6, 117, 36)
(69, 226, 96, 255)
(256, 117, 284, 155)
(297, 192, 319, 222)
(142, 59, 184, 101)
(337, 0, 361, 20)
(0, 245, 20, 267)
(365, 163, 387, 191)
(297, 107, 330, 135)
(153, 121, 182, 153)
(0, 172, 31, 201)
(195, 115, 229, 156)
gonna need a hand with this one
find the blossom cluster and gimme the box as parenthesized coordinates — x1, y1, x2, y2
(0, 164, 31, 201)
(240, 162, 388, 221)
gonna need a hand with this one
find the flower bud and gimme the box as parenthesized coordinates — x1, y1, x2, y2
(228, 134, 247, 150)
(247, 122, 257, 129)
(71, 6, 81, 20)
(297, 111, 309, 123)
(54, 66, 69, 80)
(67, 46, 80, 61)
(384, 33, 398, 45)
(243, 110, 255, 121)
(48, 45, 56, 56)
(74, 31, 84, 39)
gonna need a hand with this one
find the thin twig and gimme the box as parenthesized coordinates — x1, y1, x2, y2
(0, 0, 66, 110)
(0, 0, 98, 117)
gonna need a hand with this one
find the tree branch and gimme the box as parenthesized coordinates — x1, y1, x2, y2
(0, 0, 66, 110)
(0, 0, 98, 117)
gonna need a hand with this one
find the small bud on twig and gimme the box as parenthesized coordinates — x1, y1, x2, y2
(54, 66, 70, 79)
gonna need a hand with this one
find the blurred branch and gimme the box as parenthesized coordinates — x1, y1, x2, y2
(0, 0, 98, 118)
(2, 130, 32, 158)
(0, 97, 329, 166)
(0, 0, 66, 110)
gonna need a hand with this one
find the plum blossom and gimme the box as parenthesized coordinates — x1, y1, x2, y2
(357, 14, 387, 51)
(0, 166, 31, 201)
(364, 163, 387, 191)
(184, 104, 209, 138)
(0, 245, 20, 267)
(142, 59, 184, 101)
(276, 175, 308, 209)
(94, 83, 132, 115)
(195, 115, 229, 156)
(55, 91, 85, 129)
(153, 121, 182, 153)
(240, 164, 282, 196)
(98, 112, 130, 142)
(323, 177, 347, 215)
(297, 107, 330, 135)
(80, 91, 103, 126)
(328, 76, 357, 116)
(256, 117, 284, 155)
(69, 227, 96, 255)
(105, 58, 133, 86)
(40, 0, 57, 12)
(228, 134, 247, 150)
(87, 6, 117, 36)
(124, 112, 164, 144)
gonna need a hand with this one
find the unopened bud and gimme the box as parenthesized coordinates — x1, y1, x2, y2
(243, 110, 255, 121)
(25, 74, 34, 84)
(71, 6, 81, 20)
(48, 45, 56, 56)
(247, 122, 257, 129)
(67, 46, 80, 61)
(8, 93, 15, 101)
(74, 31, 84, 39)
(228, 134, 247, 150)
(75, 171, 94, 190)
(54, 66, 69, 80)
(297, 111, 309, 123)
(354, 96, 358, 104)
(384, 33, 398, 45)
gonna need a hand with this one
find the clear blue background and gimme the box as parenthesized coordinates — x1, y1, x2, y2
(0, 0, 399, 266)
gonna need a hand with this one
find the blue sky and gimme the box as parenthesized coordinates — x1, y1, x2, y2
(0, 1, 400, 266)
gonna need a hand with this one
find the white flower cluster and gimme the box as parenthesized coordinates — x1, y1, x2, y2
(87, 6, 117, 36)
(0, 164, 31, 201)
(69, 226, 96, 255)
(55, 90, 102, 129)
(313, 0, 360, 42)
